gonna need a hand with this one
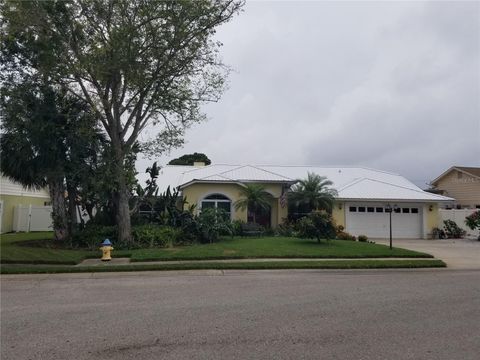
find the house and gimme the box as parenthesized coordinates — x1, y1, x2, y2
(0, 175, 52, 233)
(429, 166, 480, 209)
(140, 163, 453, 239)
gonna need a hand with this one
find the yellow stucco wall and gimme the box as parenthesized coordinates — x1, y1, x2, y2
(1, 194, 50, 233)
(181, 182, 287, 227)
(425, 203, 440, 236)
(332, 201, 345, 228)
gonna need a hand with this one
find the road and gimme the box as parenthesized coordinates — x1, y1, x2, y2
(2, 269, 479, 360)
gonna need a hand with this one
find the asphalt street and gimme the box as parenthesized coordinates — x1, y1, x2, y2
(1, 269, 479, 360)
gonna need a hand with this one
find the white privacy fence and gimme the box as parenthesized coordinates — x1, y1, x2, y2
(439, 209, 479, 238)
(13, 205, 53, 232)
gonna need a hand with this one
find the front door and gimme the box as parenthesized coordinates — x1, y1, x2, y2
(248, 205, 271, 228)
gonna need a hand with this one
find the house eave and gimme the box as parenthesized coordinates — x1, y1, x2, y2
(336, 197, 455, 203)
(179, 179, 297, 190)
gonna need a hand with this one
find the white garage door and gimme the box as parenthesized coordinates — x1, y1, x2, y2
(345, 203, 422, 239)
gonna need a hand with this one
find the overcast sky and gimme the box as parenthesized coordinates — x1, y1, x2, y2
(138, 0, 480, 188)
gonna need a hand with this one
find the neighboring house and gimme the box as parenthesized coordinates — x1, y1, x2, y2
(139, 163, 453, 239)
(429, 166, 480, 209)
(0, 175, 52, 233)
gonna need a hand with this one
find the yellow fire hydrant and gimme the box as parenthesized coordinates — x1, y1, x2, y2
(100, 239, 114, 261)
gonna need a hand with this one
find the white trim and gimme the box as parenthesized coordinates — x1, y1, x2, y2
(338, 197, 453, 203)
(198, 192, 233, 220)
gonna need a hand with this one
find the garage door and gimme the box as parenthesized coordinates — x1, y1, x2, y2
(345, 203, 422, 239)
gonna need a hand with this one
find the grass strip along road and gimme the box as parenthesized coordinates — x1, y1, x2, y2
(0, 259, 445, 274)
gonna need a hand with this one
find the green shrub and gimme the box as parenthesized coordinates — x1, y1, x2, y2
(358, 235, 368, 242)
(263, 227, 275, 236)
(198, 208, 232, 243)
(465, 210, 480, 231)
(275, 220, 295, 237)
(231, 220, 245, 236)
(335, 224, 356, 240)
(443, 220, 466, 238)
(337, 231, 356, 241)
(296, 211, 336, 243)
(296, 217, 317, 240)
(71, 224, 116, 250)
(176, 212, 200, 244)
(131, 225, 182, 248)
(431, 227, 446, 239)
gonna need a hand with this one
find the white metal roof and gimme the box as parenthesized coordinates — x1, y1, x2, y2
(178, 165, 294, 189)
(338, 178, 453, 201)
(137, 164, 454, 202)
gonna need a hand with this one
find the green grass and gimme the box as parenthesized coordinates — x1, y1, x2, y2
(1, 232, 433, 266)
(0, 232, 131, 265)
(0, 259, 446, 274)
(130, 236, 433, 262)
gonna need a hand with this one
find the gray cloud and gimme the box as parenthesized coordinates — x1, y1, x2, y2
(138, 1, 480, 188)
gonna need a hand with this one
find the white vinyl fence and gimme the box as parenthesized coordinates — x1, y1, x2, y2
(439, 209, 479, 238)
(13, 205, 53, 232)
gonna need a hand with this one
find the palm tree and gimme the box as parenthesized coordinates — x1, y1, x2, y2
(1, 81, 100, 241)
(289, 173, 337, 213)
(234, 184, 273, 224)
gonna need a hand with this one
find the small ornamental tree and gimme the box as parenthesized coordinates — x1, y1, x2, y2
(296, 211, 336, 243)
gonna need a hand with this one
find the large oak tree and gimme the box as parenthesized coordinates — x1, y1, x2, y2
(1, 0, 243, 243)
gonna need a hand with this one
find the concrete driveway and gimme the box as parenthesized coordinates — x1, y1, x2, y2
(376, 238, 480, 269)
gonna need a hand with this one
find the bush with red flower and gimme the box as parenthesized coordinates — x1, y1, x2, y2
(465, 210, 480, 240)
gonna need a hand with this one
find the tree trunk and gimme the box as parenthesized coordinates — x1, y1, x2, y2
(114, 184, 132, 244)
(112, 147, 132, 245)
(66, 182, 78, 236)
(48, 178, 69, 241)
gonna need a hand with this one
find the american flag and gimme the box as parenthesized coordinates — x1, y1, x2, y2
(280, 191, 287, 208)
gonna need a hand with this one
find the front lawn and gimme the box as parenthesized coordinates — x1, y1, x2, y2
(1, 232, 433, 265)
(0, 232, 131, 265)
(131, 236, 432, 262)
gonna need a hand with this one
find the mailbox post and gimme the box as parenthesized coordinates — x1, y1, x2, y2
(385, 204, 398, 250)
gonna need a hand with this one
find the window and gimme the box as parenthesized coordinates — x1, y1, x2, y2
(44, 201, 52, 206)
(201, 202, 215, 209)
(376, 207, 384, 213)
(358, 207, 366, 212)
(367, 207, 375, 213)
(349, 206, 357, 212)
(411, 208, 419, 214)
(394, 208, 401, 213)
(201, 194, 231, 219)
(476, 205, 480, 209)
(139, 203, 153, 213)
(402, 208, 410, 214)
(203, 194, 229, 200)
